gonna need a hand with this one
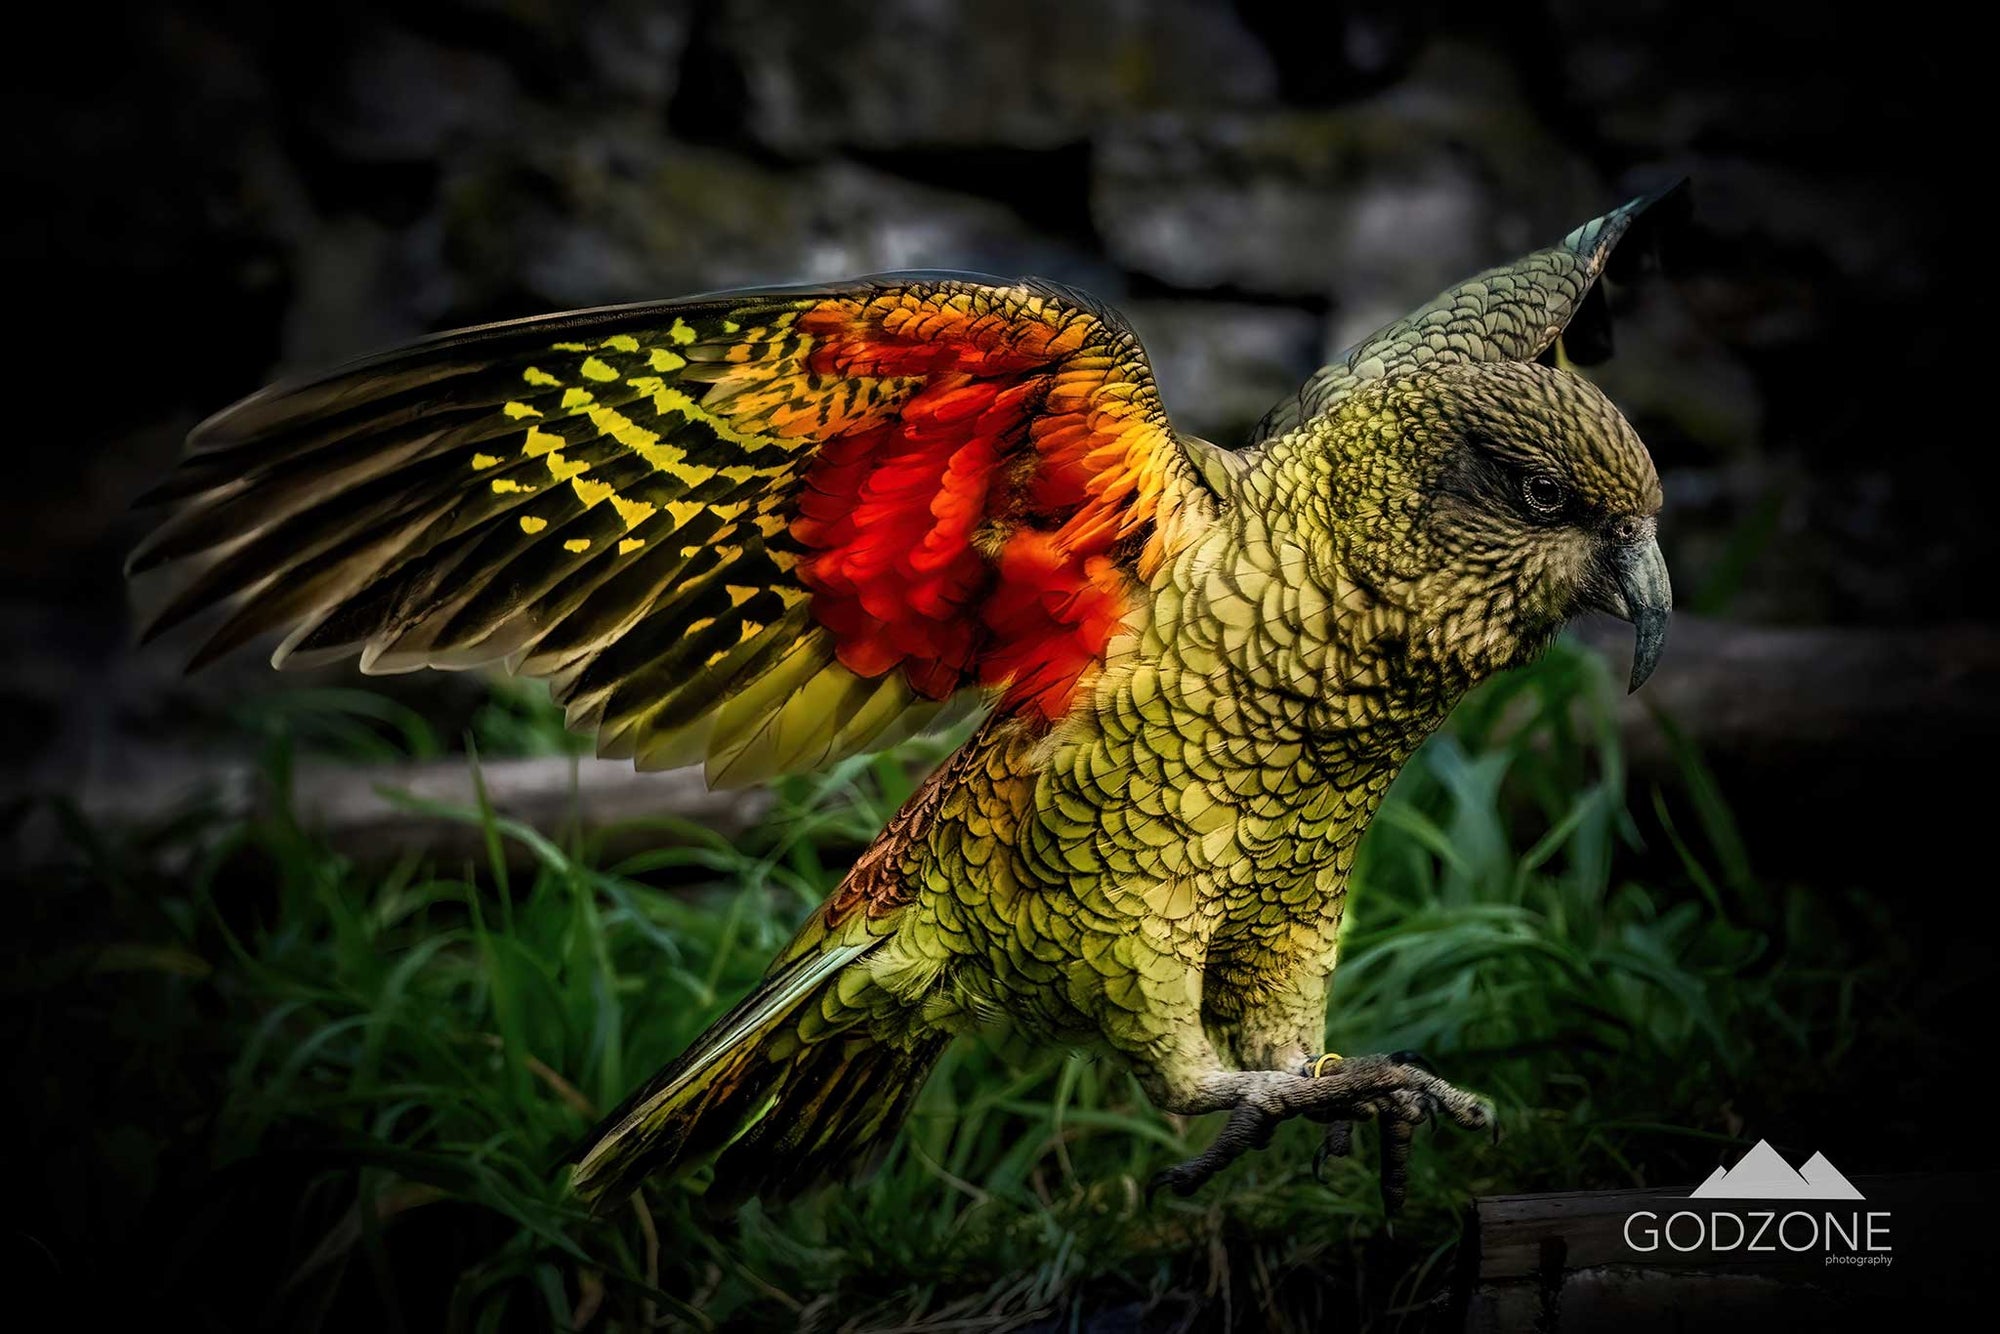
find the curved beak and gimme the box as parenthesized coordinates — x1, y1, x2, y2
(1597, 535, 1672, 692)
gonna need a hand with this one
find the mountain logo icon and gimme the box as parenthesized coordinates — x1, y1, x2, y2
(1687, 1140, 1865, 1200)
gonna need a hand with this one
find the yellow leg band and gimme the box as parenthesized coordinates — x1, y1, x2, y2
(1310, 1053, 1343, 1078)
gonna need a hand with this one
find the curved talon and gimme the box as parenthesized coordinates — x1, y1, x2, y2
(1387, 1049, 1437, 1076)
(1312, 1120, 1354, 1183)
(1306, 1052, 1344, 1079)
(1148, 1102, 1277, 1203)
(1322, 1056, 1489, 1215)
(1144, 1166, 1197, 1207)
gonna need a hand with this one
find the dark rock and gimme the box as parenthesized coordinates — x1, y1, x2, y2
(1584, 282, 1762, 464)
(1093, 43, 1601, 313)
(1545, 0, 1942, 166)
(581, 0, 694, 109)
(715, 0, 1278, 151)
(315, 27, 521, 163)
(436, 128, 1118, 314)
(7, 0, 1988, 749)
(1120, 301, 1323, 444)
(277, 212, 459, 369)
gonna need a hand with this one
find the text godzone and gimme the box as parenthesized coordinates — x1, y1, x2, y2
(1623, 1210, 1891, 1253)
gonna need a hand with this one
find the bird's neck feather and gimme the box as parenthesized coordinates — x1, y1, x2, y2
(1227, 391, 1553, 731)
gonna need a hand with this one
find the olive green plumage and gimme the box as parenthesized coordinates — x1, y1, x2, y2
(571, 196, 1679, 1209)
(132, 189, 1682, 1212)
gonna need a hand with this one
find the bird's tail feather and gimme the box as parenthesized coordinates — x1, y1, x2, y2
(568, 941, 944, 1207)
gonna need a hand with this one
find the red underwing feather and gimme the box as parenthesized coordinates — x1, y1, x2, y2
(754, 285, 1187, 720)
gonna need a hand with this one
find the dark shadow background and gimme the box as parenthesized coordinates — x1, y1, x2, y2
(3, 0, 1991, 1328)
(5, 0, 1989, 807)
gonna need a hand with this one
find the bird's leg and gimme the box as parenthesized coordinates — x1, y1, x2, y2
(1143, 1052, 1493, 1211)
(1301, 1049, 1437, 1186)
(1104, 942, 1491, 1210)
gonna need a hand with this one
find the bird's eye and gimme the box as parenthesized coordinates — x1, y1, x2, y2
(1521, 474, 1568, 517)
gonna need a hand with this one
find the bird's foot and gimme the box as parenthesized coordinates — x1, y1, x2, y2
(1146, 1051, 1493, 1213)
(1299, 1051, 1492, 1211)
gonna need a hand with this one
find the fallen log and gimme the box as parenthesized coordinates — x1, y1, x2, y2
(45, 750, 778, 870)
(1585, 613, 2000, 770)
(1584, 614, 2000, 880)
(33, 616, 2000, 870)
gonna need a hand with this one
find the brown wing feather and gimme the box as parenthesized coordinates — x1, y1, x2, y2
(131, 276, 1209, 784)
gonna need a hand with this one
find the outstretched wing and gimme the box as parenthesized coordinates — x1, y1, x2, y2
(1251, 184, 1688, 443)
(131, 276, 1212, 784)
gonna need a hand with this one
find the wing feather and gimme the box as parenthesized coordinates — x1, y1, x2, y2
(132, 276, 1212, 784)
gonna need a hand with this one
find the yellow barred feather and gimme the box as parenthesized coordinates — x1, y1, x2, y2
(131, 279, 1187, 784)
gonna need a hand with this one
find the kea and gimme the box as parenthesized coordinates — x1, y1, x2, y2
(129, 190, 1678, 1213)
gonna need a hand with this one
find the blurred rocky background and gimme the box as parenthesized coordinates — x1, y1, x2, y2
(1, 0, 1984, 855)
(6, 13, 1991, 1326)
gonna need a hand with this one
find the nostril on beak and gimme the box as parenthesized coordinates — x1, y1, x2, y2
(1609, 515, 1649, 545)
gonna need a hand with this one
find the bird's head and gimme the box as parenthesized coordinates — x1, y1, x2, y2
(1314, 359, 1670, 693)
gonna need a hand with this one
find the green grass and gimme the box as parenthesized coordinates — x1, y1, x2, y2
(225, 673, 589, 762)
(6, 641, 1905, 1331)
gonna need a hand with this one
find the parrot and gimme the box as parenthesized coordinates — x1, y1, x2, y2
(128, 189, 1679, 1214)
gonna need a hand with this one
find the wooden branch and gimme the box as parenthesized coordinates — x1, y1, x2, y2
(65, 751, 777, 868)
(1583, 614, 2000, 768)
(43, 617, 2000, 869)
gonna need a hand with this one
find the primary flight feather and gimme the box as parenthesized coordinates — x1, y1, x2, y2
(131, 191, 1678, 1210)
